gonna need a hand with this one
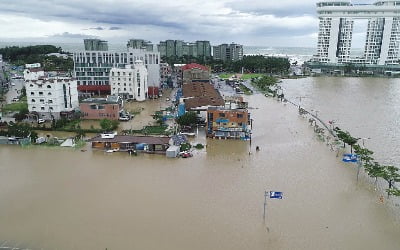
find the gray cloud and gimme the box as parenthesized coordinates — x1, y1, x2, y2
(0, 0, 363, 46)
(49, 32, 97, 39)
(89, 26, 105, 30)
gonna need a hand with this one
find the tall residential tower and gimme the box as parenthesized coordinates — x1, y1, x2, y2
(314, 0, 400, 65)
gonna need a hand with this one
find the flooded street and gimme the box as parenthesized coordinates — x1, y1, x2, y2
(1, 78, 400, 249)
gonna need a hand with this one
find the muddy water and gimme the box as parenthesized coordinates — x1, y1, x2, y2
(280, 77, 400, 165)
(1, 84, 400, 249)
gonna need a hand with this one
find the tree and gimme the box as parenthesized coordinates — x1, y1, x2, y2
(75, 129, 86, 141)
(381, 165, 400, 197)
(365, 161, 386, 186)
(176, 112, 197, 126)
(7, 122, 32, 138)
(30, 130, 38, 143)
(100, 119, 119, 131)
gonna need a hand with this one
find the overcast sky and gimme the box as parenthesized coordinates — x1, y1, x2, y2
(0, 0, 376, 47)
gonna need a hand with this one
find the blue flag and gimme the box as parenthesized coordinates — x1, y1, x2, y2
(270, 191, 283, 199)
(342, 154, 358, 163)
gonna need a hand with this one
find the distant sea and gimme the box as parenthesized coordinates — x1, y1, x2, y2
(0, 41, 363, 64)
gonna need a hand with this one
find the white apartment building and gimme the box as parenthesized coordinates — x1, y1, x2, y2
(110, 60, 148, 101)
(73, 45, 160, 94)
(315, 0, 400, 65)
(25, 70, 79, 120)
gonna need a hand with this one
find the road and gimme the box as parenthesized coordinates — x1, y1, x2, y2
(4, 78, 24, 104)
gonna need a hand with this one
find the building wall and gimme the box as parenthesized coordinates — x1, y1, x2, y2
(182, 68, 210, 83)
(206, 109, 250, 139)
(80, 102, 120, 120)
(213, 43, 243, 62)
(73, 47, 160, 93)
(84, 39, 108, 51)
(25, 76, 79, 120)
(110, 61, 148, 101)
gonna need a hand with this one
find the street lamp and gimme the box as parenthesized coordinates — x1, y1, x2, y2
(295, 96, 307, 111)
(358, 137, 371, 147)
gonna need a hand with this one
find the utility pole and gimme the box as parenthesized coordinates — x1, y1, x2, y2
(263, 191, 267, 222)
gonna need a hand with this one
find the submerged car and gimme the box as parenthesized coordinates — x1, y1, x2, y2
(179, 151, 193, 158)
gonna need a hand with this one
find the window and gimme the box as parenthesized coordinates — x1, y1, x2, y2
(41, 107, 45, 110)
(219, 113, 225, 117)
(39, 92, 43, 95)
(237, 113, 243, 118)
(30, 84, 33, 87)
(48, 100, 53, 104)
(31, 92, 34, 95)
(40, 99, 44, 103)
(31, 99, 35, 102)
(47, 85, 51, 88)
(32, 106, 36, 109)
(49, 107, 53, 111)
(48, 92, 52, 95)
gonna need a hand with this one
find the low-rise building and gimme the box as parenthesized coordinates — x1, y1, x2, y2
(88, 134, 170, 154)
(80, 96, 122, 120)
(25, 69, 79, 120)
(109, 60, 148, 101)
(206, 107, 251, 139)
(181, 81, 225, 121)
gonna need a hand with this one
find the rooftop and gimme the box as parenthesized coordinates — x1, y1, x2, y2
(81, 95, 121, 104)
(182, 82, 224, 110)
(181, 63, 209, 72)
(88, 135, 170, 145)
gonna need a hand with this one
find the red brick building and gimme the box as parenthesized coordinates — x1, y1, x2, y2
(79, 96, 122, 120)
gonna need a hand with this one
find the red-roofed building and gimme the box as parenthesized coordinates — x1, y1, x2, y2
(181, 63, 210, 84)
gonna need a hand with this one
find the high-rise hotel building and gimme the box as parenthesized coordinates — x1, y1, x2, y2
(314, 0, 400, 65)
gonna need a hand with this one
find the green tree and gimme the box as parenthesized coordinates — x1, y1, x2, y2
(100, 119, 119, 131)
(7, 122, 32, 137)
(381, 165, 400, 197)
(176, 112, 197, 126)
(30, 130, 38, 143)
(75, 129, 86, 141)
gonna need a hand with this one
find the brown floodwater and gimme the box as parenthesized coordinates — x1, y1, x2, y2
(1, 79, 400, 249)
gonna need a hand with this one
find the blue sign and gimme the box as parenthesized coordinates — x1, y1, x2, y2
(342, 154, 358, 162)
(269, 191, 283, 199)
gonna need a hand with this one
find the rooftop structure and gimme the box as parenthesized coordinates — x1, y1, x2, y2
(314, 0, 400, 65)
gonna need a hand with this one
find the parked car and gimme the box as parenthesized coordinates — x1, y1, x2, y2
(119, 116, 130, 121)
(38, 119, 45, 124)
